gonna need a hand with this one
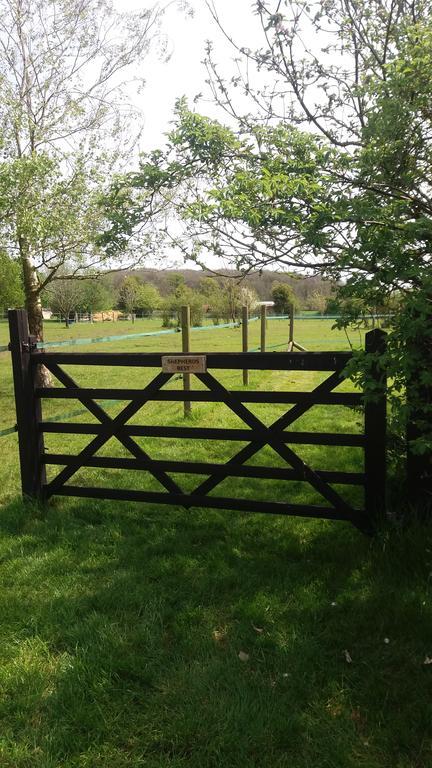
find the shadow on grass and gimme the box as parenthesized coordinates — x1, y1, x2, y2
(0, 497, 431, 767)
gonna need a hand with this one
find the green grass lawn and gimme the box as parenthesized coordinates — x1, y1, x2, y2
(0, 315, 431, 767)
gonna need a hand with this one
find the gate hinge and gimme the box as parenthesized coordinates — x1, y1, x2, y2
(21, 338, 38, 353)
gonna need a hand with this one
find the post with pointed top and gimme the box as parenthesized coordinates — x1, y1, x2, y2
(8, 309, 46, 499)
(181, 305, 191, 417)
(364, 328, 387, 529)
(242, 305, 249, 386)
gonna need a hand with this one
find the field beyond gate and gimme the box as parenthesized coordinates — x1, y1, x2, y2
(9, 310, 386, 533)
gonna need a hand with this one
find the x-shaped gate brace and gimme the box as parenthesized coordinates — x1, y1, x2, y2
(44, 362, 181, 497)
(40, 360, 361, 526)
(194, 371, 355, 520)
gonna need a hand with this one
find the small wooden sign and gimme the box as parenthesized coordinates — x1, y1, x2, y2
(162, 355, 207, 373)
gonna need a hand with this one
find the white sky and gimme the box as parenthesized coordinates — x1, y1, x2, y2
(109, 0, 268, 269)
(116, 0, 264, 151)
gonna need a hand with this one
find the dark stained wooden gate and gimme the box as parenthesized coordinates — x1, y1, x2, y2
(8, 309, 387, 534)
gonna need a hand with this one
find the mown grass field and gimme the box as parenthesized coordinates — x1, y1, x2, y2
(0, 314, 431, 768)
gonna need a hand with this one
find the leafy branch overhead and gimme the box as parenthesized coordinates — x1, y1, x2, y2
(100, 2, 432, 453)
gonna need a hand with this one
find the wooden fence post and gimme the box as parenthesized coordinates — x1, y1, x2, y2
(181, 305, 191, 417)
(288, 304, 294, 351)
(260, 304, 267, 352)
(364, 328, 387, 527)
(8, 309, 46, 499)
(242, 305, 249, 386)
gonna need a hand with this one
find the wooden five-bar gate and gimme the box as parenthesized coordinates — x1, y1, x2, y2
(9, 309, 387, 534)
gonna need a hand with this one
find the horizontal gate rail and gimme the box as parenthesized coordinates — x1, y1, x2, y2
(40, 422, 365, 446)
(42, 453, 365, 485)
(53, 485, 362, 523)
(34, 350, 352, 371)
(36, 387, 362, 406)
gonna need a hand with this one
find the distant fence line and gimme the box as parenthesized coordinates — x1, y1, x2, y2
(269, 314, 394, 321)
(0, 310, 393, 356)
(1, 309, 394, 322)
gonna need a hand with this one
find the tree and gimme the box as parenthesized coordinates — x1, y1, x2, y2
(218, 278, 241, 323)
(0, 0, 167, 343)
(101, 4, 432, 290)
(198, 277, 225, 323)
(198, 276, 258, 323)
(136, 282, 161, 318)
(118, 276, 142, 322)
(0, 251, 23, 311)
(99, 101, 335, 274)
(199, 2, 432, 326)
(77, 279, 114, 317)
(167, 274, 186, 292)
(100, 5, 432, 456)
(238, 285, 259, 314)
(163, 283, 204, 327)
(271, 282, 297, 314)
(45, 279, 82, 328)
(0, 154, 104, 335)
(309, 290, 327, 316)
(117, 276, 160, 319)
(204, 1, 428, 146)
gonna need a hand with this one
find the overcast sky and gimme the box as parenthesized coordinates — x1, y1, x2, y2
(116, 0, 264, 151)
(109, 1, 268, 269)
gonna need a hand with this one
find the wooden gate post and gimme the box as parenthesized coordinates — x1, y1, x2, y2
(242, 305, 249, 386)
(404, 304, 432, 507)
(364, 328, 387, 526)
(181, 305, 191, 417)
(8, 309, 46, 499)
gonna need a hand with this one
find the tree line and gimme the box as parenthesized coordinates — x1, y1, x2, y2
(0, 253, 402, 327)
(14, 273, 302, 328)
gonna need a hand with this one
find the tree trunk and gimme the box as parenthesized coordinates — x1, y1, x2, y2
(22, 256, 44, 339)
(21, 250, 52, 387)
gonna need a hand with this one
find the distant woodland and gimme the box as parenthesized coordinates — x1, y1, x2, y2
(112, 268, 334, 306)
